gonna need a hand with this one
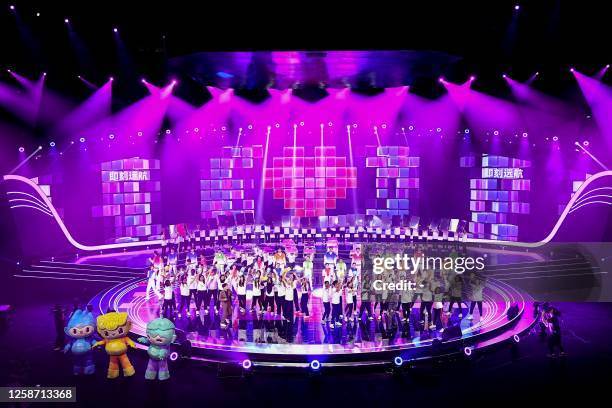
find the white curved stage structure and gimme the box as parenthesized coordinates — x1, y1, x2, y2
(4, 170, 612, 251)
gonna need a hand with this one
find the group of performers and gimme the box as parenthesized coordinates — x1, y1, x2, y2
(143, 237, 489, 332)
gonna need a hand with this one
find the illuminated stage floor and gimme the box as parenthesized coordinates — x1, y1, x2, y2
(91, 276, 535, 366)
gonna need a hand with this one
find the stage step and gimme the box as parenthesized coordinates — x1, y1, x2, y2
(14, 261, 143, 284)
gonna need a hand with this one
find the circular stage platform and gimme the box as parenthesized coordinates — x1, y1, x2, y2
(91, 275, 536, 369)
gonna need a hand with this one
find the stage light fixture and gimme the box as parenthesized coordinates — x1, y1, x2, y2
(108, 134, 115, 140)
(137, 131, 143, 136)
(353, 123, 357, 128)
(438, 77, 444, 83)
(300, 121, 304, 127)
(493, 130, 499, 136)
(522, 132, 528, 138)
(552, 136, 559, 141)
(328, 122, 333, 127)
(535, 72, 539, 76)
(408, 125, 414, 131)
(64, 18, 69, 24)
(512, 334, 520, 343)
(247, 124, 253, 130)
(165, 129, 171, 135)
(169, 351, 179, 361)
(242, 359, 252, 370)
(221, 126, 226, 131)
(36, 12, 40, 16)
(464, 347, 473, 356)
(381, 124, 387, 129)
(583, 140, 589, 146)
(436, 127, 442, 132)
(310, 360, 321, 371)
(7, 69, 12, 73)
(10, 5, 15, 10)
(514, 5, 520, 10)
(464, 129, 470, 134)
(113, 28, 118, 33)
(109, 76, 114, 81)
(275, 123, 280, 128)
(502, 74, 507, 79)
(141, 78, 146, 83)
(194, 128, 199, 133)
(18, 147, 25, 153)
(469, 75, 476, 81)
(570, 67, 575, 72)
(79, 137, 86, 143)
(49, 142, 55, 147)
(393, 356, 403, 366)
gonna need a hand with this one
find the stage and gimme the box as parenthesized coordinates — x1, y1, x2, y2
(75, 239, 539, 369)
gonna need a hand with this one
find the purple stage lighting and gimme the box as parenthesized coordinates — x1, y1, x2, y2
(470, 75, 476, 81)
(79, 137, 86, 143)
(438, 77, 444, 83)
(393, 356, 403, 366)
(18, 147, 25, 153)
(242, 359, 252, 370)
(570, 67, 575, 73)
(169, 351, 179, 361)
(583, 140, 590, 146)
(552, 136, 559, 141)
(502, 73, 507, 79)
(513, 334, 520, 343)
(464, 347, 473, 356)
(49, 142, 55, 147)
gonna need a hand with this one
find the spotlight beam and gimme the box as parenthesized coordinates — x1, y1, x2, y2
(7, 146, 43, 175)
(575, 142, 609, 170)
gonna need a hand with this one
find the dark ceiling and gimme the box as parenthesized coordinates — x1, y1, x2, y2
(0, 0, 609, 102)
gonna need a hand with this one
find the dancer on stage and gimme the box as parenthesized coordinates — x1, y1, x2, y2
(219, 282, 233, 328)
(300, 277, 311, 319)
(467, 273, 485, 321)
(321, 280, 332, 323)
(145, 265, 162, 301)
(330, 280, 343, 328)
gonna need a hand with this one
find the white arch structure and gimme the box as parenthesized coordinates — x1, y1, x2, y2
(4, 170, 612, 252)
